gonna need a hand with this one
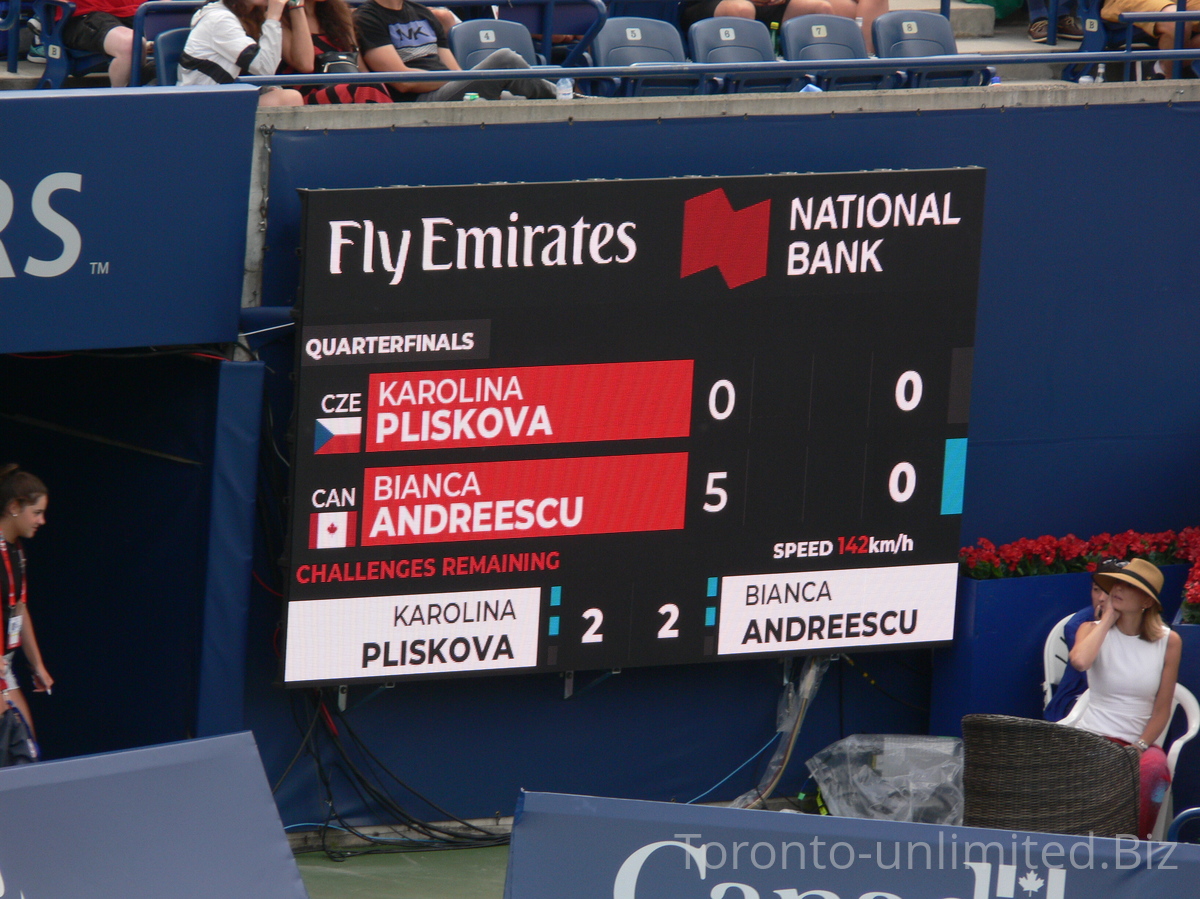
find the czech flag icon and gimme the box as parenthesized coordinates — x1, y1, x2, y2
(314, 417, 362, 454)
(309, 511, 358, 549)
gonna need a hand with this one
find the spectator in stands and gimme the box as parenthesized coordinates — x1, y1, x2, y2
(280, 0, 393, 103)
(355, 0, 558, 101)
(1044, 561, 1116, 721)
(1027, 1, 1082, 43)
(680, 0, 890, 55)
(1101, 0, 1200, 75)
(1069, 559, 1182, 839)
(179, 0, 304, 106)
(0, 466, 53, 742)
(61, 0, 143, 87)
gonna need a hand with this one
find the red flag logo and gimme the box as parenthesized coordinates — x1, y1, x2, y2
(680, 189, 771, 289)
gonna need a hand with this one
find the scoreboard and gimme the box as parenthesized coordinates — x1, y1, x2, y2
(283, 170, 984, 686)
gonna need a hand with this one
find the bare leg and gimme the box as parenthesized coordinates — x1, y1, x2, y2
(782, 0, 834, 21)
(714, 0, 757, 17)
(824, 0, 889, 54)
(102, 26, 138, 88)
(259, 88, 306, 107)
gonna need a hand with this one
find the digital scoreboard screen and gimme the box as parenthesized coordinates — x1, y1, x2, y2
(283, 170, 984, 686)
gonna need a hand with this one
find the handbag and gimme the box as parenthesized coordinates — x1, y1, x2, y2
(315, 51, 358, 75)
(0, 701, 38, 766)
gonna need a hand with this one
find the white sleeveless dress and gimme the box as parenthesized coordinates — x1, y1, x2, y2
(1075, 626, 1168, 744)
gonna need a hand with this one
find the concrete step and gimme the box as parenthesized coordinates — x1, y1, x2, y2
(958, 20, 1083, 82)
(888, 0, 996, 38)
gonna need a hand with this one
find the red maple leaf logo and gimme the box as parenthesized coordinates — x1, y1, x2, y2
(326, 522, 339, 535)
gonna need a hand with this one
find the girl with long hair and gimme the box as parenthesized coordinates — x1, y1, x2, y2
(179, 0, 304, 106)
(281, 0, 392, 104)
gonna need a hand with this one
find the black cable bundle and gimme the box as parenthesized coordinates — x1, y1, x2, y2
(275, 689, 510, 859)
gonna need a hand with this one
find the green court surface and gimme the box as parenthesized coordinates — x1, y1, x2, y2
(297, 845, 509, 899)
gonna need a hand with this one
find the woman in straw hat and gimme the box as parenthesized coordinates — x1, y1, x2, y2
(1069, 558, 1181, 839)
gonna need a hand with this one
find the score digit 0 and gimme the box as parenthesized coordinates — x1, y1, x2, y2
(889, 371, 922, 503)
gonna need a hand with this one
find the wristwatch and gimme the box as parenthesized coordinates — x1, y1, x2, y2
(1135, 739, 1149, 752)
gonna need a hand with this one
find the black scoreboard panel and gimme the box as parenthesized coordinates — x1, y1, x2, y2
(283, 170, 984, 686)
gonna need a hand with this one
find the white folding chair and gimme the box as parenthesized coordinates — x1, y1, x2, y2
(1042, 612, 1075, 708)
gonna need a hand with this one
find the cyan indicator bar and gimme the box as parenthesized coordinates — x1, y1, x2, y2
(707, 577, 718, 598)
(705, 607, 717, 627)
(941, 438, 968, 515)
(550, 586, 561, 607)
(548, 616, 560, 637)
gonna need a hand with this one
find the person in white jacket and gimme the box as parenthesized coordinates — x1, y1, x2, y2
(179, 0, 303, 106)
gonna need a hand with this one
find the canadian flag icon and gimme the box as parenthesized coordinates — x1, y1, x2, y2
(309, 511, 358, 549)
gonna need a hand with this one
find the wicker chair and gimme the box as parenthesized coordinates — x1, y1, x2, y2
(962, 714, 1140, 837)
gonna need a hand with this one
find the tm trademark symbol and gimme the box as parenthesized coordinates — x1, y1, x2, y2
(90, 261, 110, 275)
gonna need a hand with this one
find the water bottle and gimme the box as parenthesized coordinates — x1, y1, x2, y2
(769, 21, 780, 57)
(556, 77, 574, 100)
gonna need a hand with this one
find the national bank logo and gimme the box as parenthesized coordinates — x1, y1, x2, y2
(680, 188, 771, 289)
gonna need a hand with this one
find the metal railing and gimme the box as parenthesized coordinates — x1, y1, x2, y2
(237, 46, 1200, 92)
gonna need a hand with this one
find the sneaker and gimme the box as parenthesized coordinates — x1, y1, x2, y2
(1056, 15, 1084, 41)
(1028, 18, 1049, 43)
(25, 15, 47, 64)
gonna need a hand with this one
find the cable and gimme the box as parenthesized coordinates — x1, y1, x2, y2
(686, 732, 781, 805)
(841, 654, 929, 713)
(279, 690, 510, 860)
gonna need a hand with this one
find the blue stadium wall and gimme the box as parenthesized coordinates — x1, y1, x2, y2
(4, 87, 1199, 827)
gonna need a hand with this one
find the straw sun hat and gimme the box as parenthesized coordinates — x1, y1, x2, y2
(1092, 558, 1164, 610)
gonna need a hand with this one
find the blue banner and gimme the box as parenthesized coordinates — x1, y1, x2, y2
(0, 86, 259, 352)
(506, 792, 1200, 899)
(0, 732, 307, 898)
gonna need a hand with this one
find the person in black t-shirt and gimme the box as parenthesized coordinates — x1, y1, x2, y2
(0, 466, 52, 741)
(354, 0, 555, 101)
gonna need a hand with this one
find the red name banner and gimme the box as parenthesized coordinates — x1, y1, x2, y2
(366, 361, 693, 452)
(362, 453, 689, 546)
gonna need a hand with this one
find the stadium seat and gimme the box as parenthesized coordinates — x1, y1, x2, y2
(1059, 0, 1157, 81)
(129, 0, 206, 86)
(780, 14, 903, 90)
(591, 15, 701, 96)
(153, 26, 188, 86)
(0, 0, 35, 74)
(688, 17, 799, 93)
(496, 0, 606, 66)
(31, 0, 109, 88)
(450, 19, 543, 67)
(871, 10, 993, 87)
